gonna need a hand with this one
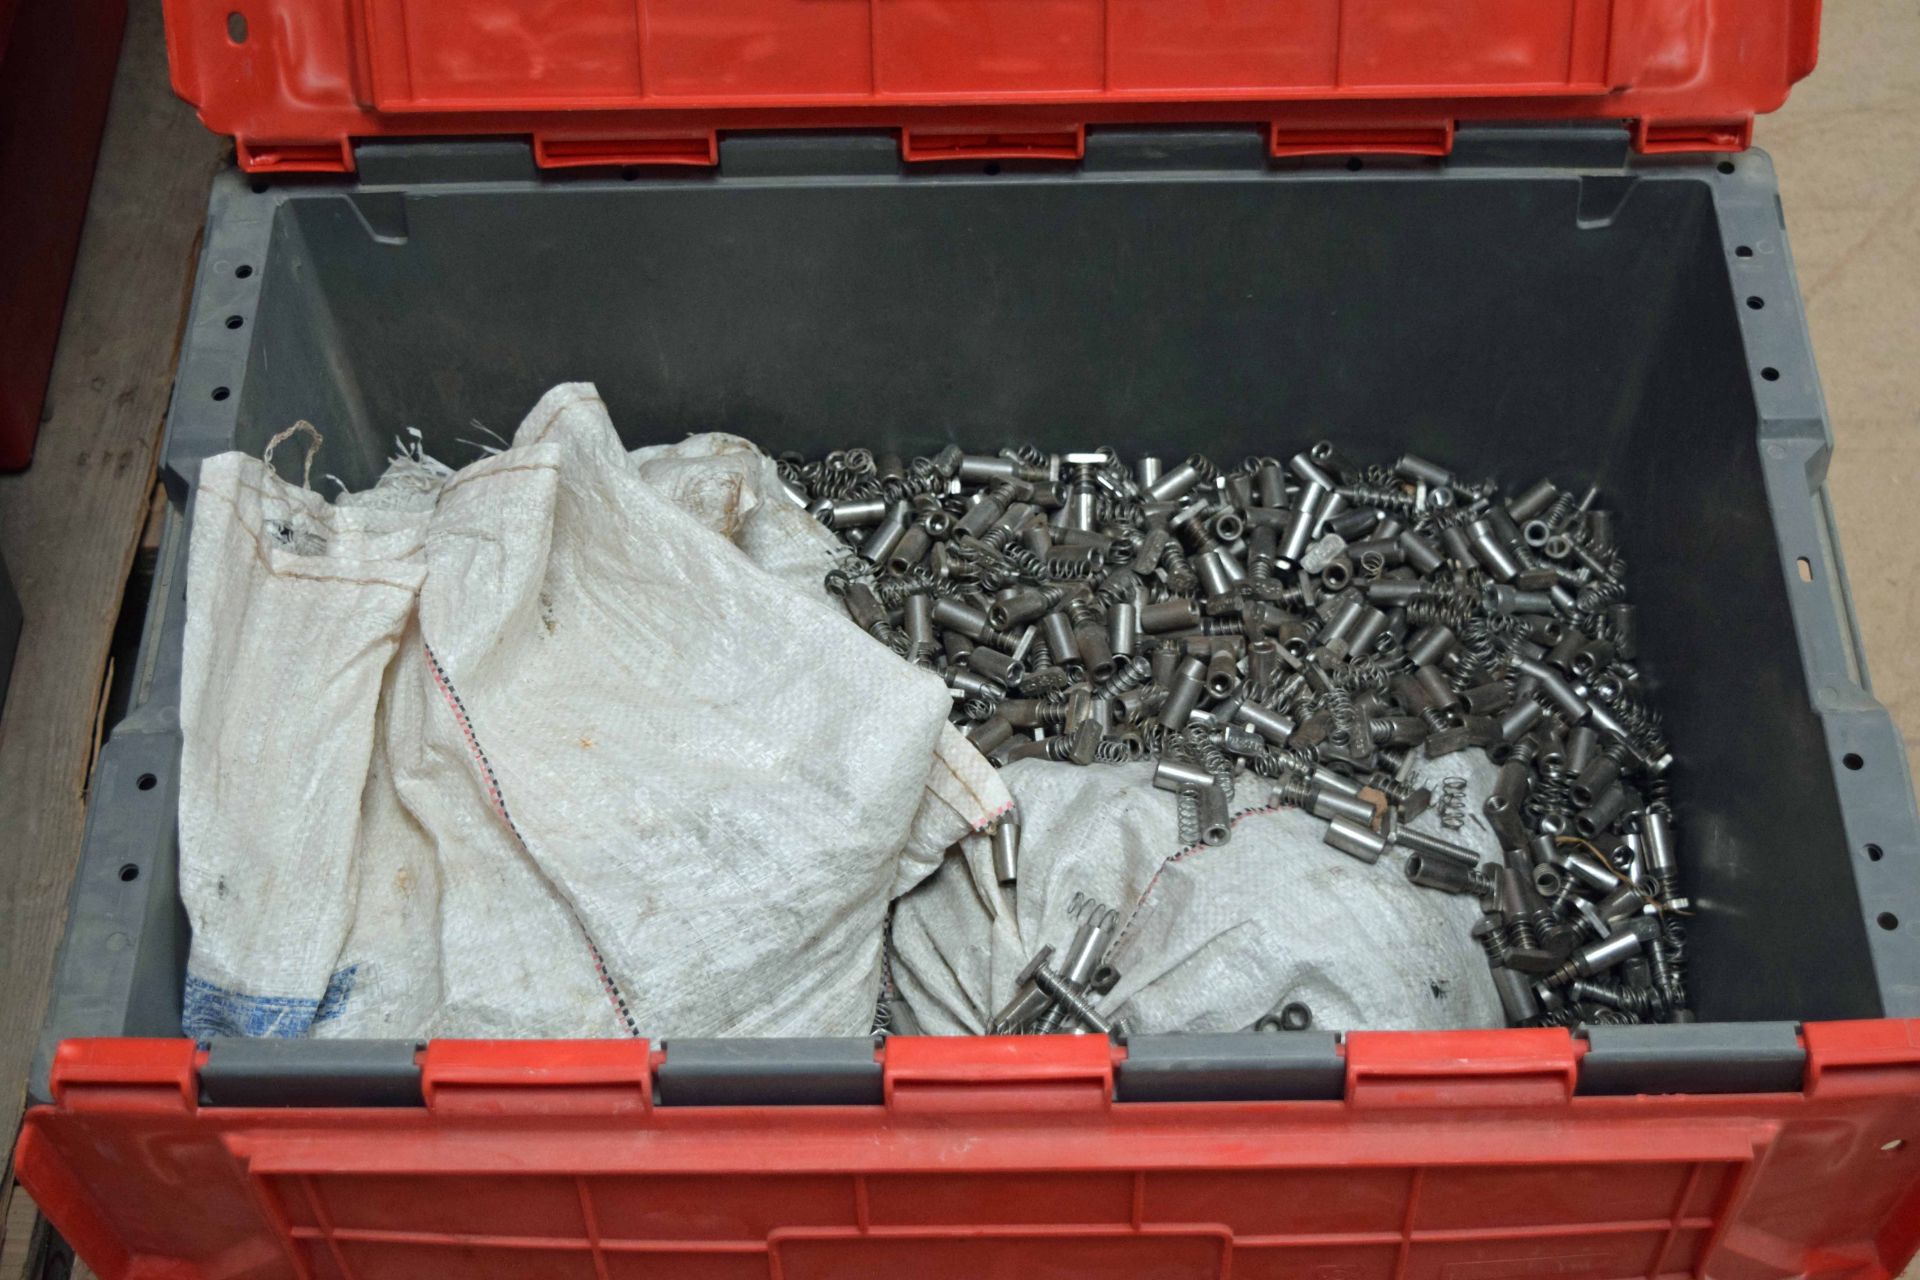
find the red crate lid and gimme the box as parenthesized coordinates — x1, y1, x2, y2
(167, 0, 1820, 172)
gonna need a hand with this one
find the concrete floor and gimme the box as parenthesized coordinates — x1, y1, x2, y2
(1766, 0, 1920, 800)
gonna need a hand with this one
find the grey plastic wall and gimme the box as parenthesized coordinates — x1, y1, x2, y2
(31, 127, 1920, 1103)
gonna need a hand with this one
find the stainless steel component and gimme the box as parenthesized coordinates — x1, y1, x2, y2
(992, 806, 1022, 884)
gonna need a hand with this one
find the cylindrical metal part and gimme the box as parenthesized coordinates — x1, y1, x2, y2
(992, 808, 1021, 883)
(968, 716, 1014, 755)
(1395, 453, 1452, 487)
(1109, 602, 1140, 657)
(1573, 928, 1643, 978)
(1312, 765, 1365, 799)
(842, 581, 887, 633)
(1576, 784, 1633, 838)
(947, 669, 1005, 701)
(957, 454, 1018, 484)
(1290, 452, 1338, 492)
(1324, 817, 1389, 864)
(1140, 598, 1202, 633)
(1205, 647, 1240, 697)
(1154, 757, 1218, 794)
(1641, 807, 1678, 876)
(1491, 967, 1542, 1023)
(1393, 826, 1481, 870)
(1565, 724, 1600, 775)
(1040, 608, 1081, 666)
(1347, 606, 1390, 658)
(1458, 680, 1515, 716)
(1278, 484, 1328, 565)
(1405, 853, 1479, 894)
(1258, 461, 1288, 508)
(933, 597, 993, 640)
(1405, 624, 1457, 666)
(1194, 548, 1236, 598)
(1439, 522, 1477, 569)
(888, 524, 932, 573)
(1467, 516, 1522, 582)
(1138, 456, 1165, 489)
(1321, 597, 1367, 650)
(1076, 623, 1116, 681)
(1414, 663, 1458, 711)
(1572, 753, 1623, 808)
(1399, 529, 1445, 574)
(953, 490, 1008, 538)
(1235, 699, 1298, 745)
(1146, 456, 1208, 502)
(904, 593, 936, 649)
(1197, 786, 1233, 846)
(1499, 697, 1546, 742)
(1515, 657, 1588, 721)
(1157, 657, 1209, 729)
(969, 645, 1025, 686)
(860, 498, 910, 564)
(1507, 478, 1558, 522)
(824, 497, 889, 528)
(1556, 848, 1624, 894)
(991, 585, 1054, 629)
(1311, 788, 1380, 828)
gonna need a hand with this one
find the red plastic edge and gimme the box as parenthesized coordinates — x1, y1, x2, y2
(162, 0, 1824, 170)
(16, 1021, 1920, 1280)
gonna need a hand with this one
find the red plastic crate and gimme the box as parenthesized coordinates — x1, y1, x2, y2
(162, 0, 1820, 170)
(17, 1025, 1920, 1280)
(27, 3, 1920, 1278)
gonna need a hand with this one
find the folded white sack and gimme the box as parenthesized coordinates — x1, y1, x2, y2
(179, 384, 1007, 1039)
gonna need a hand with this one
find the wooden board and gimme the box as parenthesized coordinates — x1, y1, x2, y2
(0, 0, 224, 1187)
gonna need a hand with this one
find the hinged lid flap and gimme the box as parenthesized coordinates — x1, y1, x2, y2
(165, 0, 1820, 171)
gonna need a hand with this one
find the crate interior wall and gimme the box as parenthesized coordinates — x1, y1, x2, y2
(34, 129, 1920, 1102)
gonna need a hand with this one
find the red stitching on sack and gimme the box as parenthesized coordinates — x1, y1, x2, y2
(423, 640, 641, 1037)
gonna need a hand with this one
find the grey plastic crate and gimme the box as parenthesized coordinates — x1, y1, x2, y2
(31, 125, 1920, 1104)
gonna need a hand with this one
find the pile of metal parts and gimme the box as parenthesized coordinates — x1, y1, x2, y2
(988, 893, 1124, 1036)
(787, 443, 1691, 1030)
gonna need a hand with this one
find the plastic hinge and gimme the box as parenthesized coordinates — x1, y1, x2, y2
(1116, 1032, 1345, 1102)
(354, 141, 540, 187)
(656, 1037, 882, 1106)
(1449, 124, 1633, 169)
(1082, 129, 1271, 173)
(883, 1035, 1114, 1113)
(1577, 1022, 1805, 1096)
(717, 133, 901, 179)
(198, 1038, 424, 1108)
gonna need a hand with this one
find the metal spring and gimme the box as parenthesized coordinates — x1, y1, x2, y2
(1338, 485, 1420, 515)
(1323, 658, 1396, 693)
(1251, 746, 1319, 781)
(1367, 771, 1418, 804)
(1093, 737, 1134, 764)
(1001, 443, 1050, 468)
(1529, 1006, 1584, 1029)
(1439, 776, 1469, 830)
(1320, 687, 1355, 748)
(1176, 787, 1203, 846)
(1093, 569, 1138, 608)
(1269, 775, 1313, 808)
(1530, 761, 1573, 826)
(1575, 577, 1627, 613)
(1539, 490, 1578, 533)
(1097, 653, 1154, 700)
(1357, 548, 1387, 579)
(1188, 725, 1236, 803)
(1505, 912, 1539, 954)
(1475, 920, 1511, 965)
(1161, 540, 1198, 594)
(959, 696, 998, 722)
